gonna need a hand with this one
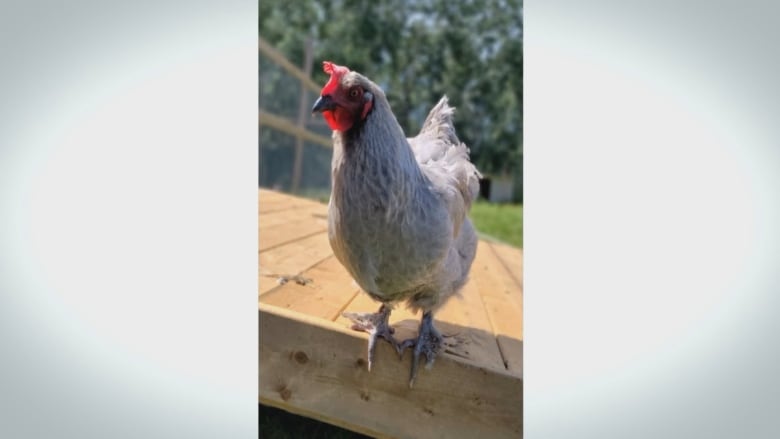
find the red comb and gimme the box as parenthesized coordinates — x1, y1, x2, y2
(321, 61, 350, 95)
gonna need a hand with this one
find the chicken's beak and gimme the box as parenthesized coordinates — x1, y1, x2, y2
(311, 95, 336, 113)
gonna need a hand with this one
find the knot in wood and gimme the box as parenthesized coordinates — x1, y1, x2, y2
(276, 385, 292, 401)
(293, 351, 309, 364)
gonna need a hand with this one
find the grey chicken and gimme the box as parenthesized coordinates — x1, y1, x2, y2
(311, 61, 481, 387)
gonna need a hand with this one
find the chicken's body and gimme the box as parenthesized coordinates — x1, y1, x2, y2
(312, 62, 480, 386)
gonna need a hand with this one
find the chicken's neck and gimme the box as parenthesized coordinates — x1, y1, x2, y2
(331, 99, 426, 213)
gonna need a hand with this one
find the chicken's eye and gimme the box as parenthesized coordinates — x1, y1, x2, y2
(349, 88, 361, 98)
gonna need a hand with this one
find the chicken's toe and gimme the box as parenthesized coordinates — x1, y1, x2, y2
(342, 304, 401, 371)
(401, 311, 442, 388)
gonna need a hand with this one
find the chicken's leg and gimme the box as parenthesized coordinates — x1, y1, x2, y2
(400, 311, 442, 388)
(342, 304, 402, 372)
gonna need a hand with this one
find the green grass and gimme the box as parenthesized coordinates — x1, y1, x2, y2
(469, 200, 523, 248)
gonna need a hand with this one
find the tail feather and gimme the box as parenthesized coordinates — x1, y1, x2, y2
(417, 96, 459, 147)
(409, 96, 482, 207)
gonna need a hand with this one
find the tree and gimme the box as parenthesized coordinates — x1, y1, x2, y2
(260, 0, 523, 181)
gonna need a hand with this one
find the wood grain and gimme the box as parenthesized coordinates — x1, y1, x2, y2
(260, 303, 522, 439)
(472, 243, 523, 376)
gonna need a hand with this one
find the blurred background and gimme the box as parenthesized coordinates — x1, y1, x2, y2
(259, 0, 523, 247)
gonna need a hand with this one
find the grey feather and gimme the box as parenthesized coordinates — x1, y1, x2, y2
(328, 73, 480, 314)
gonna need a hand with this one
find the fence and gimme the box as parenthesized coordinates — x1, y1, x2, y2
(259, 37, 332, 200)
(259, 37, 522, 204)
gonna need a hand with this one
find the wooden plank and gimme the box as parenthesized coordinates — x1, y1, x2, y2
(259, 188, 288, 201)
(335, 276, 507, 375)
(260, 256, 360, 321)
(259, 198, 327, 215)
(259, 189, 328, 209)
(479, 294, 523, 377)
(351, 285, 509, 376)
(259, 216, 328, 252)
(259, 232, 333, 296)
(472, 243, 523, 312)
(434, 279, 508, 373)
(259, 206, 326, 230)
(258, 198, 295, 213)
(260, 303, 523, 439)
(472, 243, 523, 377)
(489, 242, 523, 290)
(259, 189, 318, 210)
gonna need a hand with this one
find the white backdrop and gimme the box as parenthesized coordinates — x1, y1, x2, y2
(526, 1, 780, 437)
(1, 0, 779, 437)
(0, 1, 258, 438)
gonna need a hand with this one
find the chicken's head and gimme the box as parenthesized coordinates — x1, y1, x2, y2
(311, 61, 374, 132)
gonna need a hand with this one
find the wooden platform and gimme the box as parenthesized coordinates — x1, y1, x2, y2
(259, 188, 523, 438)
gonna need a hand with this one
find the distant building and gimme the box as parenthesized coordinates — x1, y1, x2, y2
(479, 173, 521, 203)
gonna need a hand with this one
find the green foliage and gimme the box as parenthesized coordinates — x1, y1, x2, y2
(470, 200, 523, 248)
(259, 0, 523, 176)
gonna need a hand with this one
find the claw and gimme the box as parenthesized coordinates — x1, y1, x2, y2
(399, 311, 442, 388)
(343, 304, 401, 371)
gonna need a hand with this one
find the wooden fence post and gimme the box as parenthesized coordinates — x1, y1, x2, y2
(291, 38, 313, 193)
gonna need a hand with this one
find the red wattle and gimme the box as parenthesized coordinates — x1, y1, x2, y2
(322, 108, 353, 132)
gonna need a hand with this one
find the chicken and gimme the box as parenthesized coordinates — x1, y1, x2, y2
(311, 61, 481, 387)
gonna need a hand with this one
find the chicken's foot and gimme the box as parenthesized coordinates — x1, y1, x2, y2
(399, 311, 442, 388)
(342, 304, 402, 372)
